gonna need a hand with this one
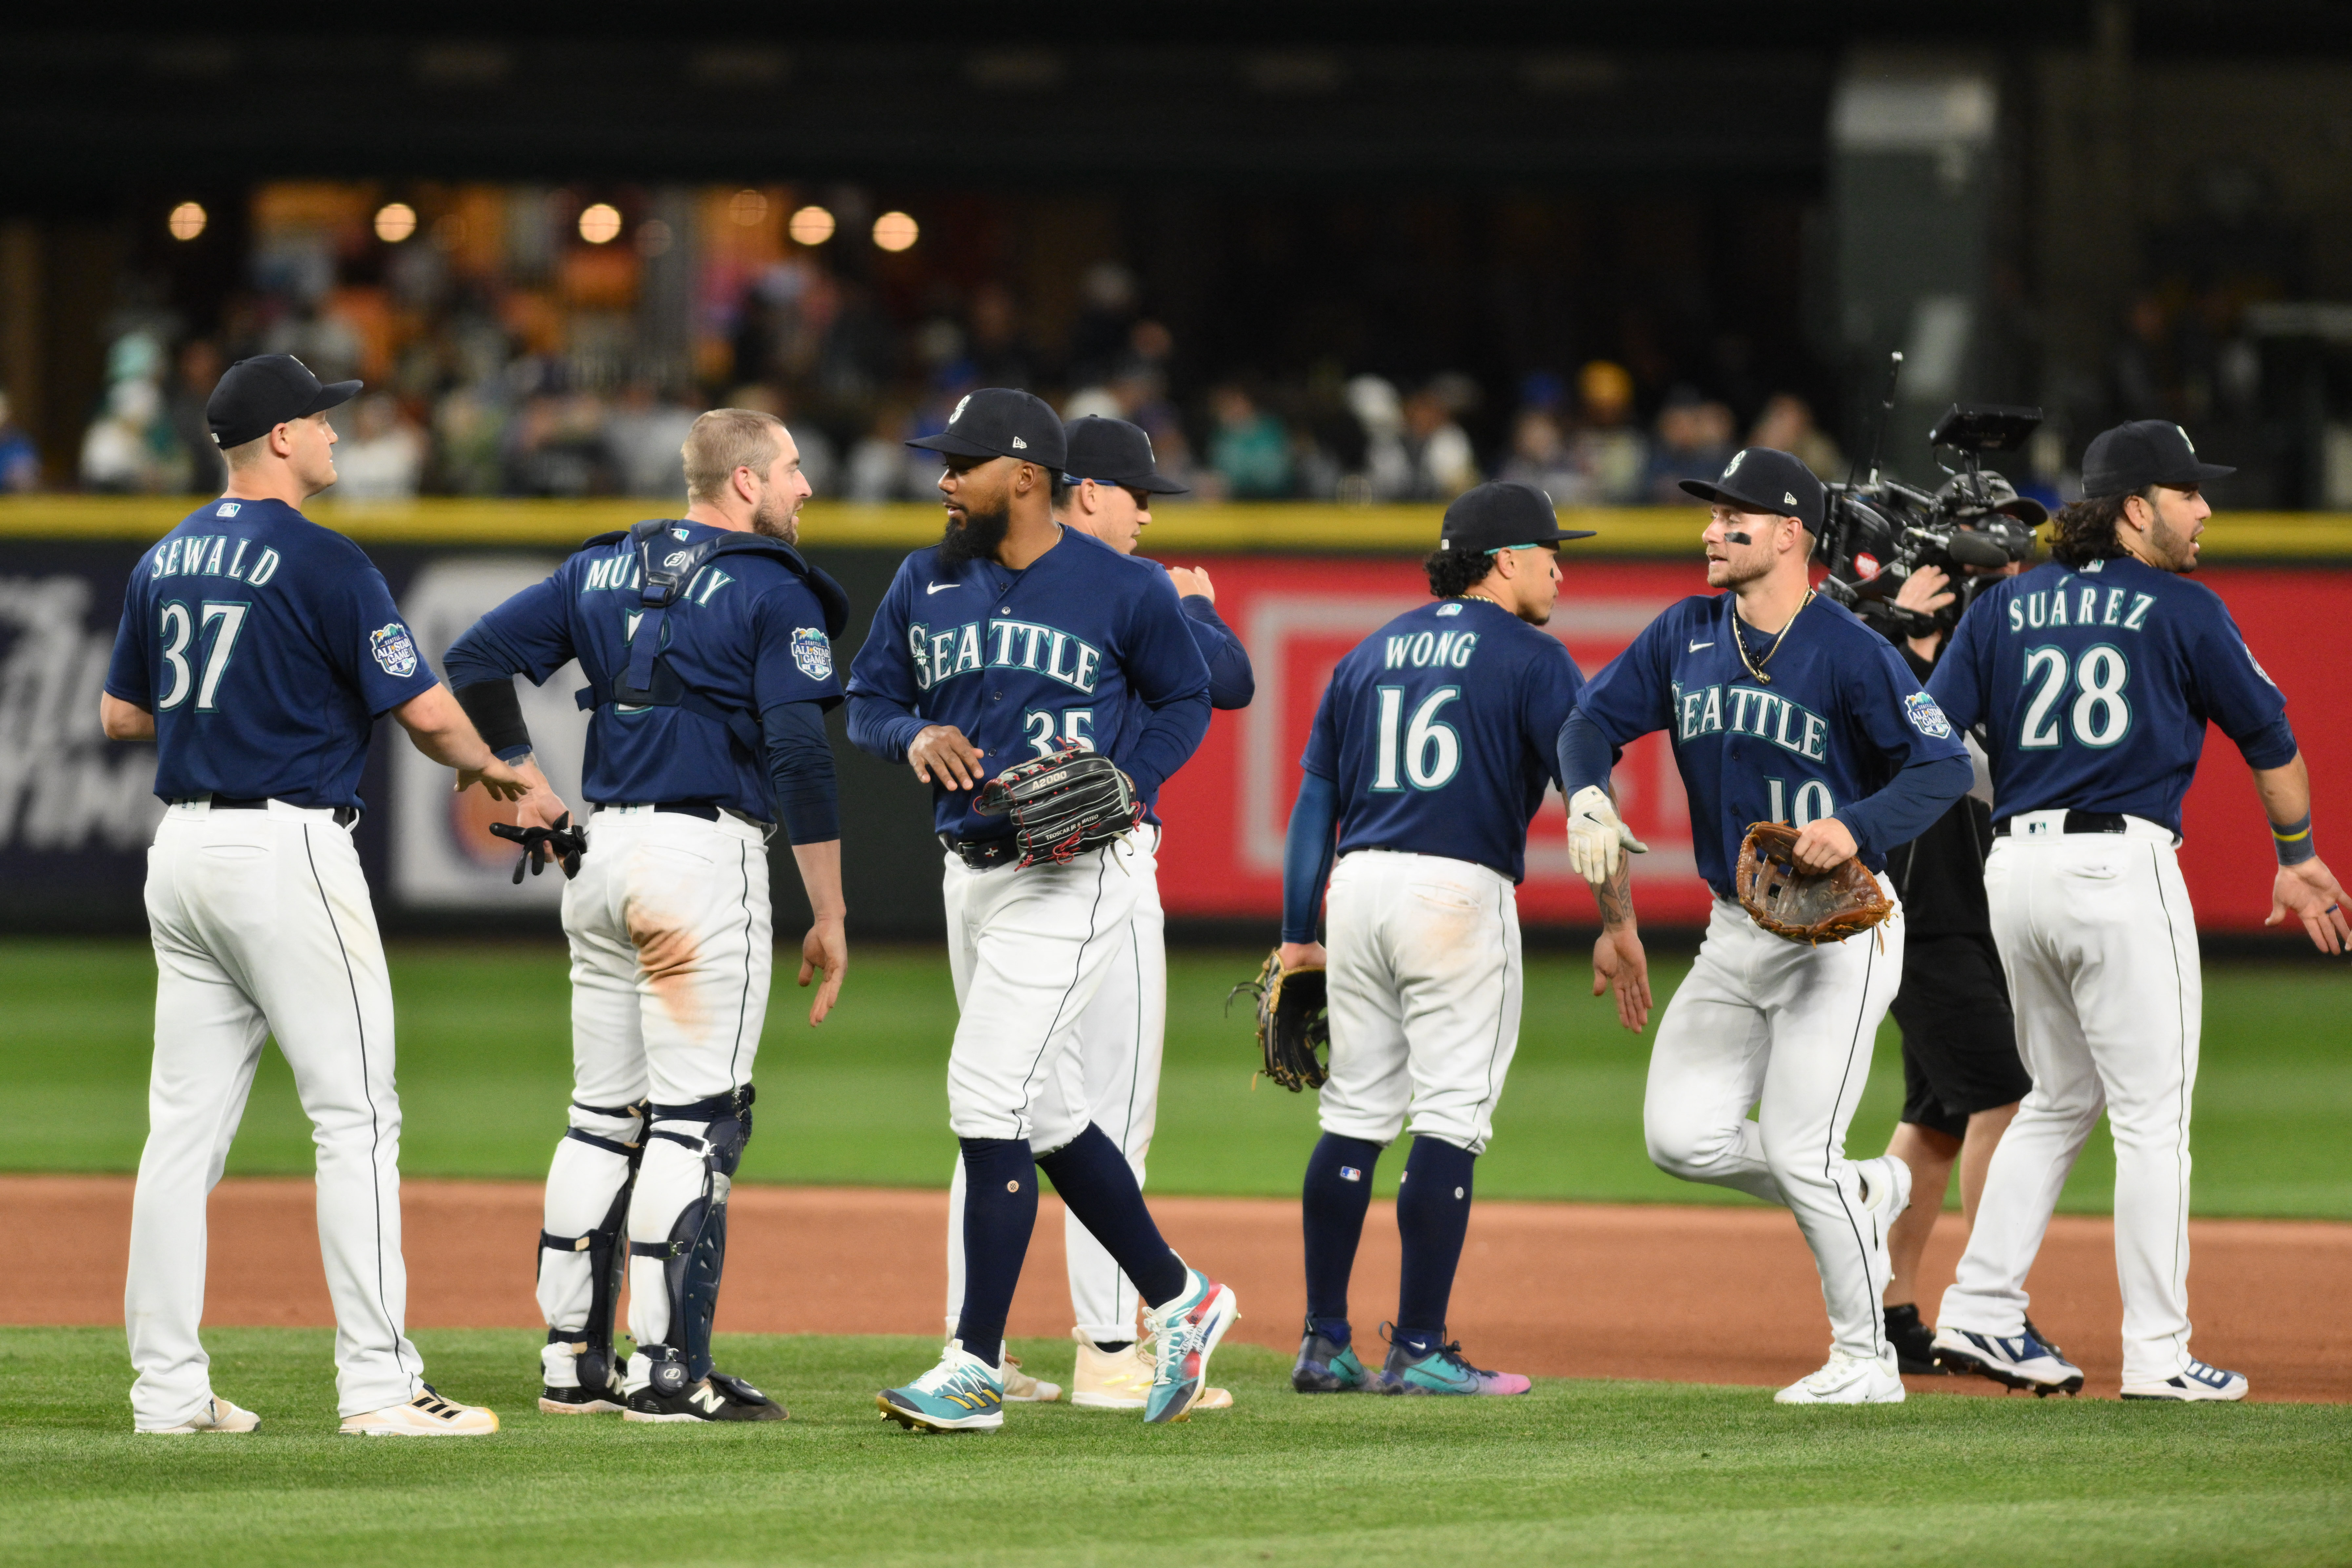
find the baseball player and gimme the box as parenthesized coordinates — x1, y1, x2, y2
(937, 413, 1254, 1410)
(101, 354, 522, 1435)
(1279, 481, 1592, 1398)
(1927, 421, 2348, 1400)
(1865, 559, 2039, 1371)
(1557, 447, 1973, 1405)
(441, 407, 849, 1423)
(847, 387, 1238, 1431)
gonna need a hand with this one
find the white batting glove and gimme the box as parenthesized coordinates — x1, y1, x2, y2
(1566, 784, 1648, 882)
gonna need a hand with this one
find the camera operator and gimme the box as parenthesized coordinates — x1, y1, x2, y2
(1871, 549, 2040, 1376)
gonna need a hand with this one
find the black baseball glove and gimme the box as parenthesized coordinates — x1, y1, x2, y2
(970, 744, 1142, 867)
(489, 813, 588, 883)
(1229, 949, 1330, 1092)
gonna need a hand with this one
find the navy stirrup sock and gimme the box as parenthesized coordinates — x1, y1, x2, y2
(1035, 1123, 1188, 1309)
(953, 1137, 1037, 1367)
(1395, 1134, 1477, 1351)
(1302, 1133, 1384, 1331)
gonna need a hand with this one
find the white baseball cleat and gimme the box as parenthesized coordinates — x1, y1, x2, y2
(1775, 1347, 1907, 1405)
(1931, 1324, 2086, 1396)
(998, 1352, 1062, 1404)
(340, 1386, 501, 1436)
(1070, 1328, 1231, 1411)
(2122, 1360, 2249, 1401)
(138, 1396, 261, 1434)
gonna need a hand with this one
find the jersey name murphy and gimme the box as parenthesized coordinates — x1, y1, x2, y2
(578, 551, 738, 607)
(908, 616, 1104, 695)
(1671, 680, 1828, 761)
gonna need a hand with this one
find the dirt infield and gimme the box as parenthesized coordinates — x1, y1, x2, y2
(16, 1174, 2349, 1401)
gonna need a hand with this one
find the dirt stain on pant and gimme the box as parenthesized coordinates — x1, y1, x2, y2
(629, 913, 704, 1035)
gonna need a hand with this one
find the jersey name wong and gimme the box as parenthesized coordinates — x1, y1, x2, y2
(908, 617, 1104, 695)
(1672, 682, 1829, 761)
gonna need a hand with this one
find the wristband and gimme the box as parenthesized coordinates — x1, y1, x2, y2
(2271, 812, 2317, 867)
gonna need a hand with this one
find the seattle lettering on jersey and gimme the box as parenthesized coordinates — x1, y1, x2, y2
(907, 616, 1104, 695)
(1671, 680, 1829, 760)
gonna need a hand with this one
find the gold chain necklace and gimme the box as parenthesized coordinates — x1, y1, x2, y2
(1734, 590, 1813, 686)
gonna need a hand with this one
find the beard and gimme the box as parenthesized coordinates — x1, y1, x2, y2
(2149, 511, 2198, 572)
(939, 501, 1011, 567)
(751, 490, 800, 544)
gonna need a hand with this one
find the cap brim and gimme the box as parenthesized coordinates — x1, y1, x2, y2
(301, 379, 362, 417)
(907, 431, 1005, 458)
(1136, 473, 1189, 495)
(2183, 461, 2236, 482)
(1552, 528, 1598, 541)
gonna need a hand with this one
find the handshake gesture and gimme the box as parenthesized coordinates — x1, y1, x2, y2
(1566, 785, 1648, 881)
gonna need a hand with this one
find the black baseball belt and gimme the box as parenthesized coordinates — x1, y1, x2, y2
(594, 802, 767, 828)
(1992, 811, 2126, 838)
(939, 832, 1018, 870)
(175, 795, 359, 828)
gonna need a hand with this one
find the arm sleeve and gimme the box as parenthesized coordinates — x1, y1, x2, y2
(1839, 753, 1976, 860)
(846, 693, 927, 764)
(1182, 596, 1256, 710)
(1556, 707, 1617, 796)
(761, 700, 840, 845)
(442, 572, 584, 762)
(1114, 573, 1214, 802)
(1280, 769, 1340, 943)
(1521, 642, 1586, 788)
(845, 568, 929, 763)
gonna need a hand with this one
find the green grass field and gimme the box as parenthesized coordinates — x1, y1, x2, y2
(5, 939, 2349, 1215)
(4, 1326, 2348, 1568)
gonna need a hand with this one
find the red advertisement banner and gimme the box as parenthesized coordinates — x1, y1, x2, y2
(1153, 559, 2351, 933)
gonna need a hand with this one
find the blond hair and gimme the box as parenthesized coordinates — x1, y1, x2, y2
(682, 408, 785, 504)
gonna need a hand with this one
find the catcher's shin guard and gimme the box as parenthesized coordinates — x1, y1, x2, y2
(537, 1100, 646, 1394)
(630, 1086, 754, 1395)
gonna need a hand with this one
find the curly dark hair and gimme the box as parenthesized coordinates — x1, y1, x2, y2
(1424, 546, 1494, 598)
(2049, 488, 2149, 568)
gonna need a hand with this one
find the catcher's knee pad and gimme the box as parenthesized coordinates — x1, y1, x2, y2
(630, 1086, 754, 1393)
(538, 1100, 645, 1393)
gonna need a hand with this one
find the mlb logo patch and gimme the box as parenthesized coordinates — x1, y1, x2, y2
(1436, 602, 1464, 617)
(1339, 1167, 1362, 1182)
(790, 626, 833, 681)
(369, 623, 420, 679)
(1902, 690, 1952, 739)
(215, 501, 240, 518)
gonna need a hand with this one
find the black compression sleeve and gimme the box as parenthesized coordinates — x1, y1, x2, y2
(762, 700, 841, 845)
(452, 679, 532, 759)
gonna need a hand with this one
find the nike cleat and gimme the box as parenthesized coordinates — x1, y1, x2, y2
(1292, 1322, 1372, 1393)
(1374, 1327, 1531, 1396)
(1142, 1269, 1239, 1423)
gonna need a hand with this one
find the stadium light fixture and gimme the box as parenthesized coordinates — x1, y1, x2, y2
(374, 203, 418, 244)
(168, 202, 207, 241)
(789, 205, 836, 245)
(730, 189, 768, 227)
(578, 203, 624, 245)
(873, 211, 918, 252)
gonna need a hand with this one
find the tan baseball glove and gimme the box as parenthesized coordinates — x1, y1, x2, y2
(1228, 949, 1330, 1092)
(1734, 821, 1895, 945)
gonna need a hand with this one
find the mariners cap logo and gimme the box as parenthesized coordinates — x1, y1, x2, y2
(2178, 424, 2195, 453)
(950, 394, 971, 424)
(1723, 451, 1745, 478)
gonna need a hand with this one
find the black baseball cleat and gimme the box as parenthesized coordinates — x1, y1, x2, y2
(622, 1371, 788, 1423)
(538, 1383, 626, 1415)
(1884, 1303, 1946, 1376)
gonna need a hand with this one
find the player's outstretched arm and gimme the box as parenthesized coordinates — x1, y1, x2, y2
(2252, 754, 2351, 955)
(1586, 805, 1653, 1032)
(791, 840, 849, 1023)
(392, 684, 529, 800)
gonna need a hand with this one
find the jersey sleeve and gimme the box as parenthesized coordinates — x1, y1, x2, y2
(103, 576, 153, 707)
(1519, 638, 1587, 787)
(750, 578, 846, 715)
(1571, 613, 1676, 747)
(1846, 630, 1970, 770)
(443, 569, 577, 687)
(1114, 568, 1213, 800)
(326, 552, 441, 716)
(1926, 591, 1994, 733)
(846, 563, 918, 708)
(2183, 593, 2292, 763)
(1299, 674, 1343, 780)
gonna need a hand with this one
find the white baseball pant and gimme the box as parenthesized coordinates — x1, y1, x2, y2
(946, 830, 1166, 1344)
(1317, 849, 1525, 1156)
(1643, 888, 1905, 1363)
(1938, 813, 2203, 1387)
(128, 800, 424, 1426)
(536, 804, 772, 1388)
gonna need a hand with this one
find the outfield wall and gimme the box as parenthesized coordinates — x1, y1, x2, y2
(5, 499, 2348, 938)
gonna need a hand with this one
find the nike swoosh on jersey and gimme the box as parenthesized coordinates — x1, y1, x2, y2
(927, 582, 960, 595)
(1688, 640, 1713, 650)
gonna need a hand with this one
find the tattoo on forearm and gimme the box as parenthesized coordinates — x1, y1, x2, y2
(1595, 860, 1635, 930)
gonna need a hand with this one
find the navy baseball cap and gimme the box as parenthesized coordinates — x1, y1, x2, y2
(2080, 420, 2234, 498)
(1679, 447, 1825, 532)
(1437, 481, 1597, 554)
(1062, 415, 1187, 494)
(206, 353, 362, 450)
(908, 387, 1067, 471)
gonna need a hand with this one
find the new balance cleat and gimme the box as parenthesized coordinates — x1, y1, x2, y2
(877, 1341, 1004, 1432)
(1776, 1347, 1906, 1405)
(1374, 1331, 1530, 1396)
(539, 1383, 626, 1415)
(1142, 1269, 1239, 1423)
(1292, 1322, 1372, 1394)
(623, 1371, 787, 1423)
(139, 1395, 260, 1434)
(340, 1386, 500, 1436)
(1931, 1324, 2085, 1396)
(2122, 1360, 2249, 1401)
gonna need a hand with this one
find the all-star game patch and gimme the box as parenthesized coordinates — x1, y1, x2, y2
(1903, 690, 1953, 739)
(791, 626, 834, 682)
(370, 623, 420, 678)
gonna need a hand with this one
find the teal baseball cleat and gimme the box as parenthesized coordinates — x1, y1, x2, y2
(876, 1341, 1005, 1432)
(1292, 1321, 1372, 1393)
(1142, 1269, 1240, 1423)
(1375, 1328, 1532, 1396)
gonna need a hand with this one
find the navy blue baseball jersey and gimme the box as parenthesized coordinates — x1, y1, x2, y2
(1301, 598, 1585, 883)
(104, 497, 438, 809)
(440, 522, 842, 820)
(1179, 595, 1254, 710)
(845, 526, 1212, 840)
(1928, 557, 2296, 833)
(1573, 592, 1970, 894)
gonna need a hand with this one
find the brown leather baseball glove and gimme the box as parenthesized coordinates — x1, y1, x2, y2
(1228, 949, 1329, 1092)
(1734, 821, 1895, 945)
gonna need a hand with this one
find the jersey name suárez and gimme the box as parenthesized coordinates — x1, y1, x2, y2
(1304, 597, 1586, 884)
(103, 497, 439, 811)
(1573, 592, 1967, 894)
(1928, 556, 2293, 834)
